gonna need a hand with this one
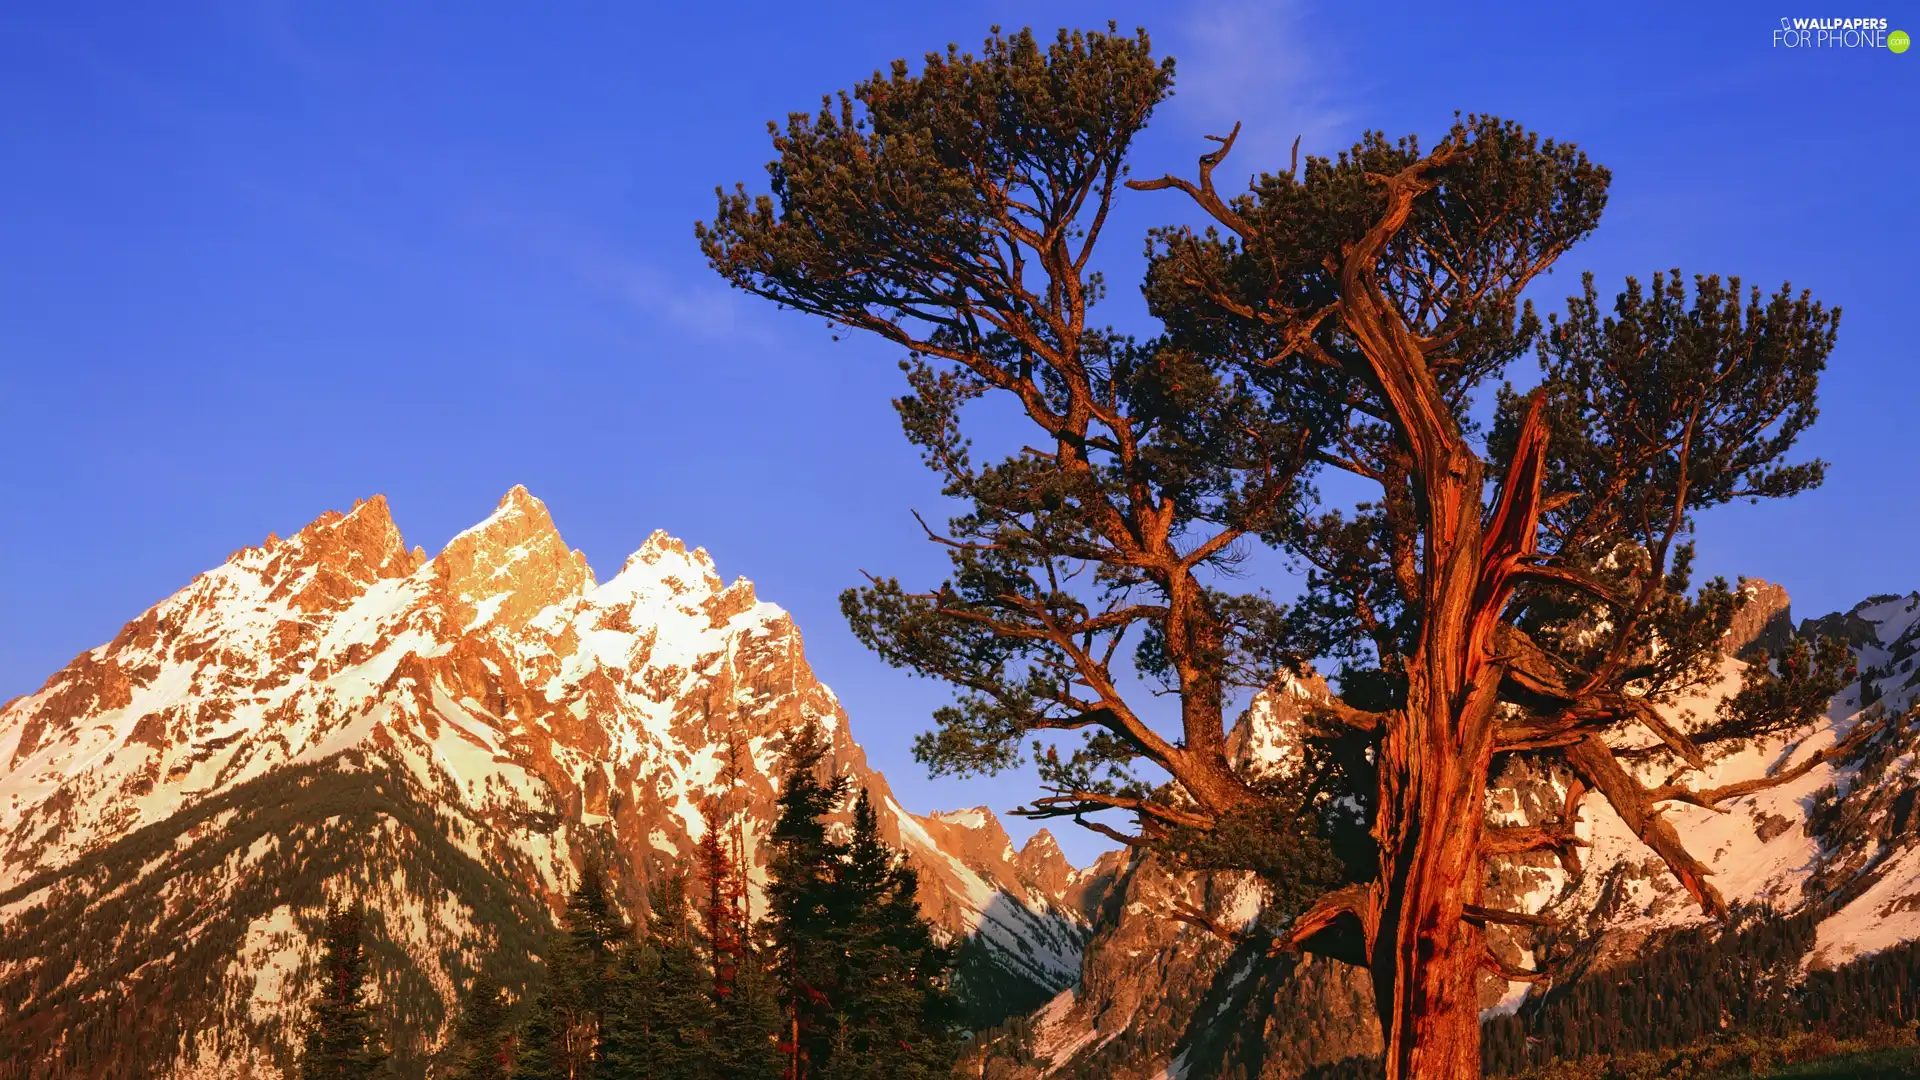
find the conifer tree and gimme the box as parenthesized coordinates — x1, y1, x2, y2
(448, 966, 513, 1080)
(600, 875, 719, 1080)
(711, 937, 785, 1080)
(700, 24, 1858, 1078)
(698, 808, 746, 1006)
(761, 727, 959, 1080)
(295, 901, 389, 1080)
(508, 995, 564, 1080)
(697, 798, 783, 1079)
(824, 790, 959, 1080)
(514, 861, 628, 1080)
(764, 724, 851, 1080)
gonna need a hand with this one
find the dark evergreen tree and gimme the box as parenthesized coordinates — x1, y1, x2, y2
(600, 875, 720, 1080)
(513, 861, 628, 1080)
(822, 790, 959, 1080)
(759, 727, 959, 1080)
(698, 808, 746, 1006)
(295, 900, 389, 1080)
(509, 995, 564, 1080)
(764, 723, 851, 1080)
(698, 805, 783, 1080)
(711, 937, 785, 1080)
(448, 966, 513, 1080)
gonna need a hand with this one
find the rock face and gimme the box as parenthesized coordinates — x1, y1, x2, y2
(9, 499, 1919, 1080)
(0, 489, 1090, 1080)
(999, 587, 1920, 1079)
(1725, 578, 1794, 657)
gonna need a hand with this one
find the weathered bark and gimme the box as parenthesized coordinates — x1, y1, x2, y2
(1333, 144, 1517, 1080)
(1370, 693, 1498, 1077)
(1366, 484, 1509, 1080)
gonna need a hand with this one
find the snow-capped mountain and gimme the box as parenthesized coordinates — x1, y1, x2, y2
(999, 585, 1920, 1080)
(0, 488, 1096, 1080)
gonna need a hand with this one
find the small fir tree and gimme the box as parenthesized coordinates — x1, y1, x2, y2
(448, 966, 513, 1080)
(514, 861, 628, 1080)
(710, 935, 785, 1080)
(296, 900, 390, 1080)
(697, 799, 783, 1079)
(508, 994, 564, 1080)
(762, 726, 959, 1080)
(823, 790, 959, 1080)
(697, 807, 746, 1005)
(764, 724, 850, 1080)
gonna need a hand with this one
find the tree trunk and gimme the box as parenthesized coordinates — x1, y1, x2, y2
(1368, 454, 1503, 1080)
(1371, 686, 1496, 1080)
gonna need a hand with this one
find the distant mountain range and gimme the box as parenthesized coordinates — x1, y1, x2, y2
(0, 488, 1099, 1079)
(5, 488, 1918, 1080)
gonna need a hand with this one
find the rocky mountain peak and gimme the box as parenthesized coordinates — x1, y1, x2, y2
(617, 528, 725, 593)
(255, 494, 419, 614)
(0, 488, 1095, 1078)
(1726, 578, 1793, 657)
(917, 807, 1019, 883)
(1014, 829, 1074, 900)
(430, 486, 592, 631)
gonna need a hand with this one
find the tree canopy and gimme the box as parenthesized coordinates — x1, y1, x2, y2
(700, 24, 1855, 1079)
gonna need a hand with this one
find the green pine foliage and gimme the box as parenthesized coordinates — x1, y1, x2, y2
(764, 723, 854, 1078)
(707, 942, 785, 1079)
(700, 826, 784, 1080)
(510, 861, 626, 1080)
(824, 790, 961, 1080)
(696, 21, 1854, 1070)
(446, 967, 512, 1080)
(507, 995, 564, 1080)
(600, 875, 720, 1079)
(448, 728, 956, 1080)
(762, 726, 960, 1080)
(296, 900, 391, 1080)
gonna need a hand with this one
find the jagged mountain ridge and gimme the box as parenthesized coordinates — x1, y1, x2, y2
(0, 488, 1098, 1079)
(1004, 584, 1920, 1080)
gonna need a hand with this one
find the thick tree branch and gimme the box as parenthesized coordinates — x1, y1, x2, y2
(1306, 698, 1389, 734)
(1480, 945, 1554, 984)
(1276, 883, 1374, 961)
(1565, 734, 1725, 917)
(1020, 792, 1214, 830)
(1646, 708, 1897, 809)
(1481, 824, 1586, 859)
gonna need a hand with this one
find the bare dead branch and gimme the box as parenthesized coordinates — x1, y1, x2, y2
(1565, 735, 1726, 917)
(1480, 944, 1555, 984)
(1306, 698, 1389, 734)
(1463, 904, 1561, 930)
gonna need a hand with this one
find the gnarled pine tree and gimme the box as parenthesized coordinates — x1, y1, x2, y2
(699, 26, 1856, 1079)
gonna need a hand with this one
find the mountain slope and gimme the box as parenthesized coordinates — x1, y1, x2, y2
(998, 585, 1920, 1079)
(0, 488, 1090, 1079)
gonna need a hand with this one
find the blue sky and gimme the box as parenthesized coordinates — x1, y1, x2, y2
(3, 2, 1915, 865)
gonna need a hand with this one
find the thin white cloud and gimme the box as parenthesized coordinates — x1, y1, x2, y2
(1168, 0, 1360, 174)
(471, 203, 770, 344)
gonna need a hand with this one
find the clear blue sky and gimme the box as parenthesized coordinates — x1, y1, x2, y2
(3, 2, 1915, 865)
